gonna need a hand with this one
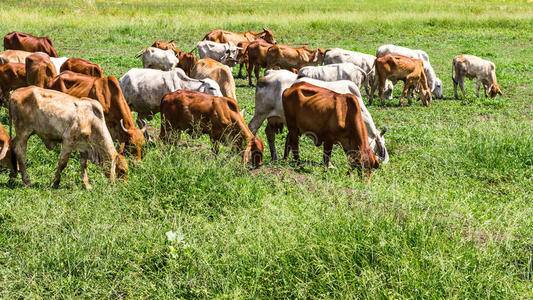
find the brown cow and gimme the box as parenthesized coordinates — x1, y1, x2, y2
(191, 58, 236, 99)
(25, 52, 57, 88)
(160, 90, 264, 168)
(60, 58, 104, 78)
(47, 71, 146, 160)
(148, 40, 197, 76)
(0, 50, 34, 65)
(266, 45, 325, 73)
(9, 87, 128, 189)
(3, 32, 58, 57)
(370, 54, 432, 107)
(0, 62, 26, 106)
(245, 40, 274, 86)
(203, 28, 276, 45)
(282, 82, 379, 181)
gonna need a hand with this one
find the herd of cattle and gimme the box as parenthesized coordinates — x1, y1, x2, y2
(0, 29, 503, 188)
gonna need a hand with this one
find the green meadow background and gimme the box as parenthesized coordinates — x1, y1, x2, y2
(0, 0, 531, 298)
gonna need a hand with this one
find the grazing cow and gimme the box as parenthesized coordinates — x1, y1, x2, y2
(50, 57, 69, 75)
(191, 58, 236, 99)
(370, 54, 432, 107)
(9, 86, 128, 189)
(138, 47, 179, 71)
(3, 32, 59, 57)
(249, 70, 389, 163)
(119, 68, 222, 130)
(376, 44, 441, 98)
(0, 50, 34, 65)
(452, 54, 502, 98)
(0, 62, 26, 106)
(282, 82, 379, 180)
(323, 48, 394, 99)
(25, 52, 57, 88)
(0, 122, 14, 172)
(60, 58, 104, 78)
(298, 63, 367, 89)
(245, 39, 274, 86)
(203, 28, 276, 45)
(47, 71, 146, 160)
(160, 90, 264, 168)
(266, 45, 325, 72)
(196, 41, 242, 67)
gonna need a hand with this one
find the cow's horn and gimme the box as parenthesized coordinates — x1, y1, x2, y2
(169, 39, 174, 43)
(240, 106, 246, 117)
(380, 127, 387, 136)
(120, 119, 129, 133)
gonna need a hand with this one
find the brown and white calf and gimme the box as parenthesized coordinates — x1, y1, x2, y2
(370, 54, 432, 107)
(452, 54, 502, 98)
(9, 86, 128, 189)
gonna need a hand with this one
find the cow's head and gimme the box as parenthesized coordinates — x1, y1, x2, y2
(114, 154, 129, 180)
(313, 48, 326, 63)
(260, 28, 276, 44)
(243, 136, 264, 168)
(199, 79, 223, 97)
(370, 127, 389, 164)
(121, 119, 147, 161)
(489, 83, 502, 98)
(433, 77, 443, 99)
(221, 42, 242, 67)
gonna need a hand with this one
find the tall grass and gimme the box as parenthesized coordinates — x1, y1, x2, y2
(0, 0, 532, 298)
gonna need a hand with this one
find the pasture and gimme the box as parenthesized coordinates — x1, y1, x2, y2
(0, 0, 532, 298)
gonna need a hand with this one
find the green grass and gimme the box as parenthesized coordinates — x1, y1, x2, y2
(0, 0, 532, 298)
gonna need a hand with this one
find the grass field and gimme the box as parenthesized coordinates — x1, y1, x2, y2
(0, 0, 532, 298)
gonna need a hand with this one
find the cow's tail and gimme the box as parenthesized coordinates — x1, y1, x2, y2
(189, 46, 198, 55)
(451, 60, 457, 85)
(8, 97, 13, 139)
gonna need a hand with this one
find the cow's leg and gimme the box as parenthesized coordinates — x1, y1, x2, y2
(80, 151, 92, 190)
(475, 78, 481, 97)
(211, 138, 219, 155)
(323, 141, 333, 171)
(369, 80, 376, 105)
(265, 121, 279, 161)
(364, 80, 371, 98)
(53, 142, 74, 188)
(12, 132, 31, 186)
(483, 83, 488, 97)
(459, 77, 467, 98)
(237, 63, 244, 78)
(399, 81, 410, 107)
(453, 75, 459, 99)
(247, 64, 254, 86)
(254, 65, 261, 84)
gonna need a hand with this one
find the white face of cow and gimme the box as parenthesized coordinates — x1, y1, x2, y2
(221, 43, 242, 67)
(433, 78, 443, 99)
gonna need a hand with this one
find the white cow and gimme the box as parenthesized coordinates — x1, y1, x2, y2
(50, 57, 69, 74)
(297, 63, 367, 89)
(138, 47, 179, 71)
(323, 48, 393, 99)
(452, 54, 502, 98)
(119, 68, 222, 129)
(376, 44, 442, 98)
(249, 70, 389, 163)
(196, 41, 242, 67)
